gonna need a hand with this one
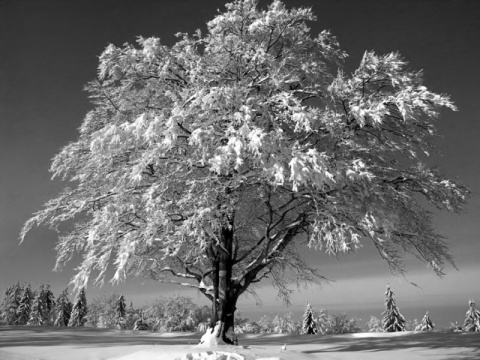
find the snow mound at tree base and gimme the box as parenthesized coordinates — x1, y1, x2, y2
(176, 351, 245, 360)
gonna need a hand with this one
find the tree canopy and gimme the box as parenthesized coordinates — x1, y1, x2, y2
(21, 0, 469, 343)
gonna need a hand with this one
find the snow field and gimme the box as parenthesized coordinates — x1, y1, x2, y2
(0, 326, 479, 360)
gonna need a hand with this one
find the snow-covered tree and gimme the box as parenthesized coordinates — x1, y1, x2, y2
(115, 294, 127, 329)
(416, 311, 434, 331)
(365, 316, 383, 333)
(54, 287, 72, 327)
(133, 311, 149, 330)
(463, 299, 480, 332)
(382, 285, 406, 332)
(21, 0, 470, 343)
(325, 312, 361, 334)
(41, 284, 56, 325)
(1, 283, 22, 325)
(302, 302, 318, 334)
(125, 301, 140, 330)
(28, 288, 44, 326)
(68, 287, 87, 327)
(272, 312, 299, 334)
(144, 294, 201, 332)
(15, 284, 33, 325)
(86, 292, 119, 328)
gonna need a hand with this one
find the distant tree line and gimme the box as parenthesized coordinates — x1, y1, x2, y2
(1, 283, 478, 334)
(0, 283, 87, 327)
(0, 283, 211, 332)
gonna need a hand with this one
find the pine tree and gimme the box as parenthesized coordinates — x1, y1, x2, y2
(54, 287, 72, 327)
(1, 285, 14, 325)
(126, 301, 137, 330)
(2, 283, 23, 325)
(417, 311, 434, 331)
(68, 287, 87, 327)
(301, 302, 318, 335)
(15, 284, 33, 325)
(28, 287, 44, 326)
(382, 285, 406, 332)
(115, 294, 127, 329)
(463, 299, 480, 332)
(41, 284, 56, 325)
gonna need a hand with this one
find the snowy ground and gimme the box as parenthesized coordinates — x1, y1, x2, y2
(0, 326, 479, 360)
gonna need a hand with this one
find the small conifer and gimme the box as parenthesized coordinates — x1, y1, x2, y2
(301, 302, 318, 335)
(417, 311, 434, 331)
(463, 299, 480, 332)
(381, 285, 406, 332)
(68, 287, 88, 327)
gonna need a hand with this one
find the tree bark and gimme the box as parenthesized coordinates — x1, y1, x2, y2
(205, 224, 238, 345)
(202, 217, 305, 345)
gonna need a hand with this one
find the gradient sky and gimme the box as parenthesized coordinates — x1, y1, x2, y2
(1, 0, 479, 328)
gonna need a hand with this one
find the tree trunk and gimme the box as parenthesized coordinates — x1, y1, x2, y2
(202, 225, 238, 345)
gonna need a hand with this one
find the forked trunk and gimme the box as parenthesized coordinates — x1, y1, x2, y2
(200, 225, 239, 345)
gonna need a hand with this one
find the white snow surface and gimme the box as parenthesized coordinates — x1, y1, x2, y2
(0, 326, 479, 360)
(178, 351, 245, 360)
(198, 322, 228, 347)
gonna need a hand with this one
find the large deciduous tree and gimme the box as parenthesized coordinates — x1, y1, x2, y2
(21, 0, 469, 344)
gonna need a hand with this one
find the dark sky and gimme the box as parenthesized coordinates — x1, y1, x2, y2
(1, 0, 479, 326)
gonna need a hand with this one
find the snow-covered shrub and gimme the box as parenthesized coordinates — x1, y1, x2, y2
(365, 316, 383, 333)
(324, 313, 361, 334)
(314, 308, 329, 334)
(125, 302, 142, 330)
(273, 312, 300, 334)
(133, 315, 149, 330)
(233, 313, 260, 334)
(258, 314, 275, 333)
(235, 320, 261, 334)
(256, 313, 300, 334)
(143, 294, 206, 332)
(448, 321, 462, 332)
(463, 299, 480, 332)
(86, 292, 118, 328)
(405, 318, 420, 331)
